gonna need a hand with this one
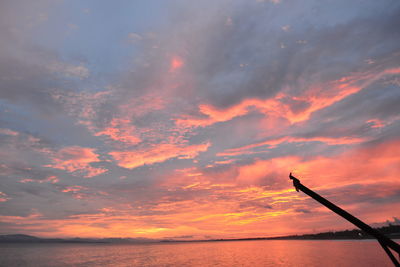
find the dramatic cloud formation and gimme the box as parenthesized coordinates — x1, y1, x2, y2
(0, 0, 399, 239)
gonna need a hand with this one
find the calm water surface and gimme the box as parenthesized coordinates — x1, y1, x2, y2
(0, 240, 396, 267)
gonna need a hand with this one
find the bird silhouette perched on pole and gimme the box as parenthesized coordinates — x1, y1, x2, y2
(289, 173, 400, 266)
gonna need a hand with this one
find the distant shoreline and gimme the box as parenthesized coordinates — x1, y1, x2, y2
(161, 224, 400, 243)
(1, 224, 399, 244)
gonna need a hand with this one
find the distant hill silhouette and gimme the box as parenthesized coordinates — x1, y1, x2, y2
(0, 234, 156, 243)
(268, 224, 400, 240)
(0, 234, 41, 242)
(0, 234, 82, 243)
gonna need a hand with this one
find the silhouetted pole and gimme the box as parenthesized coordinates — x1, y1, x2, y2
(289, 173, 399, 266)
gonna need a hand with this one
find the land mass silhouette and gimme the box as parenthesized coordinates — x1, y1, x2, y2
(1, 224, 399, 244)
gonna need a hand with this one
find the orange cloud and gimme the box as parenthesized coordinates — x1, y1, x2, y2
(46, 146, 107, 178)
(62, 185, 85, 193)
(2, 186, 396, 239)
(218, 136, 367, 157)
(4, 137, 400, 239)
(169, 140, 399, 235)
(95, 118, 141, 145)
(236, 156, 300, 185)
(278, 67, 400, 123)
(175, 98, 271, 128)
(175, 67, 400, 128)
(292, 139, 400, 188)
(214, 159, 236, 165)
(110, 142, 210, 169)
(223, 139, 400, 191)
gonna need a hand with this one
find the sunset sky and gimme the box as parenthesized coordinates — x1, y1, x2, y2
(1, 0, 400, 240)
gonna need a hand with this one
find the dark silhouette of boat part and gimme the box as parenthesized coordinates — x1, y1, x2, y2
(289, 173, 400, 266)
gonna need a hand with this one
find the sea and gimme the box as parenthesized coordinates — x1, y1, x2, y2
(0, 239, 396, 266)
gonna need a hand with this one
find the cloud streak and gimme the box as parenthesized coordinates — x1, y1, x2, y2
(110, 142, 210, 169)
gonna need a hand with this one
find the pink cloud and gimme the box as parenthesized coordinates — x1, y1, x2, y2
(110, 142, 210, 169)
(0, 192, 10, 202)
(218, 136, 367, 157)
(95, 118, 141, 145)
(60, 186, 108, 200)
(170, 56, 184, 72)
(46, 146, 107, 178)
(233, 139, 400, 190)
(19, 175, 59, 184)
(19, 178, 35, 183)
(366, 119, 385, 128)
(62, 185, 85, 193)
(0, 128, 19, 136)
(175, 67, 400, 128)
(4, 137, 400, 239)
